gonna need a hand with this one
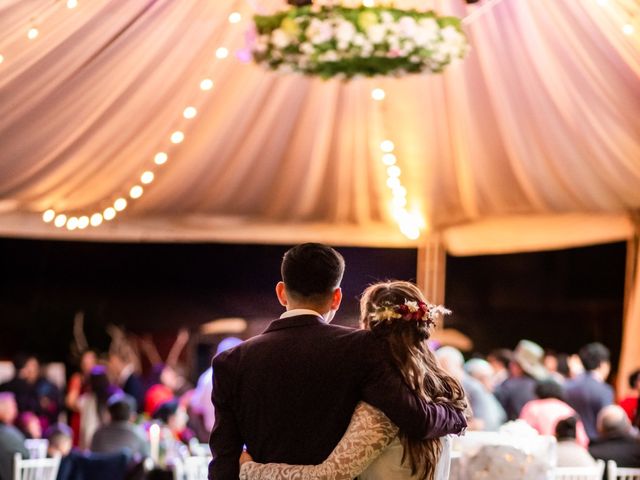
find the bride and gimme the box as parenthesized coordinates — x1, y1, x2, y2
(239, 281, 468, 480)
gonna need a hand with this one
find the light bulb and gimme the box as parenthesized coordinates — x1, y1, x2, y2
(387, 165, 401, 177)
(622, 24, 634, 35)
(140, 171, 154, 184)
(183, 106, 197, 119)
(66, 0, 78, 8)
(400, 222, 420, 240)
(42, 209, 55, 223)
(392, 185, 407, 197)
(0, 55, 4, 64)
(77, 216, 89, 229)
(200, 79, 214, 91)
(362, 0, 375, 6)
(170, 131, 184, 144)
(380, 140, 394, 153)
(114, 198, 127, 211)
(27, 28, 39, 40)
(103, 207, 116, 220)
(54, 214, 67, 228)
(66, 217, 79, 230)
(386, 177, 401, 188)
(130, 185, 143, 199)
(154, 152, 168, 165)
(216, 47, 229, 59)
(90, 213, 103, 227)
(371, 88, 385, 101)
(228, 12, 242, 23)
(382, 153, 396, 165)
(393, 196, 407, 208)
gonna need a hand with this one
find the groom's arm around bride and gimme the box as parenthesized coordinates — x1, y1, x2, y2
(208, 243, 466, 479)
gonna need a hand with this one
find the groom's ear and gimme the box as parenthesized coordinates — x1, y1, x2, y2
(276, 281, 288, 307)
(330, 287, 342, 311)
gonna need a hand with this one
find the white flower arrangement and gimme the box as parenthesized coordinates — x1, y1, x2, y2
(250, 4, 469, 79)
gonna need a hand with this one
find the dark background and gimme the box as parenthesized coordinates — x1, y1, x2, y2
(0, 238, 626, 377)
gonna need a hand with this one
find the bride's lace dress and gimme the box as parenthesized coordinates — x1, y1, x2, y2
(239, 402, 451, 480)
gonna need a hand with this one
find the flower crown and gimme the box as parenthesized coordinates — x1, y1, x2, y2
(370, 299, 451, 326)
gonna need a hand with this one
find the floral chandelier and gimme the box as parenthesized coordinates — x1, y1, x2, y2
(250, 0, 470, 79)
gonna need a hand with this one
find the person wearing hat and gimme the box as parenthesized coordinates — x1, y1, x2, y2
(494, 340, 549, 421)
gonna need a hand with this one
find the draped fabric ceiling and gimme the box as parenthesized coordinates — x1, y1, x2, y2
(0, 0, 639, 390)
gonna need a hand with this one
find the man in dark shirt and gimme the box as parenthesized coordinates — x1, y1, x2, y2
(566, 342, 614, 441)
(90, 393, 148, 458)
(0, 393, 29, 480)
(589, 405, 640, 470)
(209, 243, 466, 479)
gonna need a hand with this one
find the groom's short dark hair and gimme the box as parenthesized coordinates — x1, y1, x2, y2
(282, 243, 345, 301)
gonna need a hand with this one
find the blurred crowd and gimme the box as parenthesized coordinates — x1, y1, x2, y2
(0, 330, 638, 480)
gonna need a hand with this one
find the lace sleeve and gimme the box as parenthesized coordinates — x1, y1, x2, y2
(239, 402, 398, 480)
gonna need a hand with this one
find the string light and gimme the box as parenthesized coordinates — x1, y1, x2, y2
(216, 47, 229, 59)
(200, 79, 214, 91)
(140, 171, 154, 184)
(90, 213, 103, 227)
(154, 152, 168, 165)
(170, 131, 184, 144)
(0, 55, 4, 64)
(54, 214, 67, 228)
(228, 12, 242, 24)
(66, 0, 78, 9)
(183, 106, 197, 119)
(77, 216, 89, 229)
(66, 217, 79, 230)
(382, 153, 396, 165)
(129, 186, 143, 199)
(622, 23, 634, 35)
(114, 198, 127, 211)
(362, 0, 375, 7)
(371, 88, 385, 101)
(103, 207, 116, 220)
(27, 28, 39, 40)
(380, 140, 394, 153)
(42, 209, 55, 223)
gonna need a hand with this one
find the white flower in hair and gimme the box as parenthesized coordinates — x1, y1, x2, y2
(405, 301, 419, 313)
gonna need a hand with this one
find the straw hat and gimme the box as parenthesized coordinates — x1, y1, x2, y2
(513, 339, 548, 381)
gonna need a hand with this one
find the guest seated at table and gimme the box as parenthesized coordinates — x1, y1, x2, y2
(16, 411, 42, 439)
(45, 424, 73, 458)
(589, 405, 640, 468)
(0, 353, 61, 430)
(494, 340, 548, 421)
(487, 348, 511, 388)
(90, 393, 149, 459)
(152, 399, 194, 445)
(0, 392, 29, 480)
(565, 342, 614, 441)
(519, 380, 589, 447)
(555, 416, 597, 467)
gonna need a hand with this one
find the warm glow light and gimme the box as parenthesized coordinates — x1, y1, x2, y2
(387, 165, 401, 177)
(371, 88, 385, 101)
(200, 79, 214, 91)
(362, 0, 375, 6)
(77, 216, 89, 229)
(103, 207, 116, 220)
(170, 131, 184, 144)
(0, 55, 4, 64)
(42, 209, 55, 223)
(400, 222, 420, 240)
(114, 198, 127, 211)
(622, 24, 634, 35)
(27, 28, 39, 40)
(392, 185, 407, 197)
(393, 197, 407, 208)
(90, 213, 103, 227)
(66, 217, 79, 230)
(380, 140, 394, 153)
(382, 153, 396, 165)
(228, 12, 242, 23)
(216, 47, 229, 59)
(183, 106, 197, 119)
(141, 171, 154, 184)
(596, 0, 607, 5)
(154, 152, 168, 165)
(54, 214, 67, 228)
(130, 185, 143, 199)
(66, 0, 78, 8)
(386, 177, 401, 188)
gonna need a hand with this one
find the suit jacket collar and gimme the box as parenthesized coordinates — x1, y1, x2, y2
(264, 314, 325, 333)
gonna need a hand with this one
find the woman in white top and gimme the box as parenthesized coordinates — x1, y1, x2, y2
(240, 281, 468, 480)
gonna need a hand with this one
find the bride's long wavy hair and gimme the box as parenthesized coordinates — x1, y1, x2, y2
(360, 281, 468, 480)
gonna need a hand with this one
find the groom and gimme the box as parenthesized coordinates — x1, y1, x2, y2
(209, 243, 466, 479)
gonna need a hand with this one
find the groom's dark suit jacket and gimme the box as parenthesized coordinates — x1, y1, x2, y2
(209, 314, 466, 479)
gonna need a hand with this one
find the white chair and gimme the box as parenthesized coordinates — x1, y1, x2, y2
(183, 455, 211, 480)
(607, 460, 640, 480)
(13, 453, 60, 480)
(24, 439, 49, 459)
(554, 459, 605, 480)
